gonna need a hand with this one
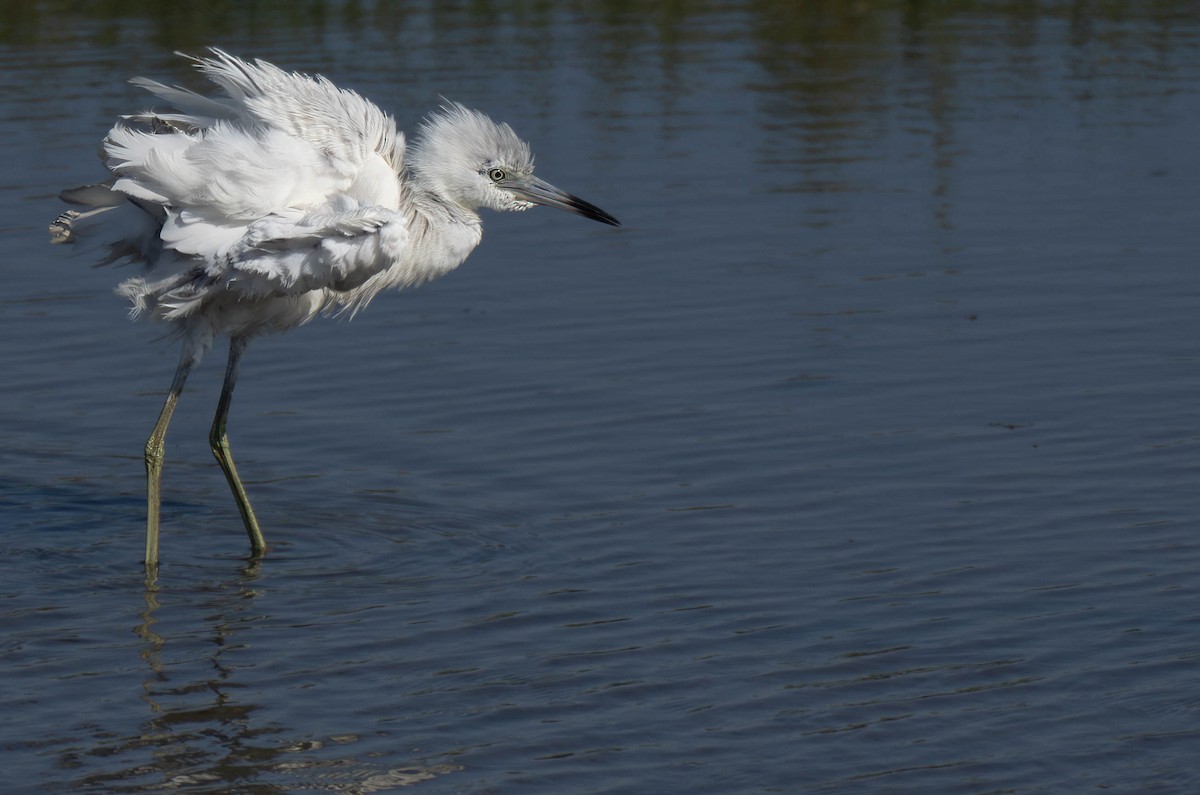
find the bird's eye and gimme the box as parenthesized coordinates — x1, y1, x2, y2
(487, 167, 507, 182)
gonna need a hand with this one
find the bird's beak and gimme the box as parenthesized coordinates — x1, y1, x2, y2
(509, 176, 620, 227)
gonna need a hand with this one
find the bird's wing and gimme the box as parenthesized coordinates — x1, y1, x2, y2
(135, 201, 412, 323)
(128, 49, 405, 181)
(106, 121, 367, 234)
(220, 201, 411, 296)
(98, 50, 412, 303)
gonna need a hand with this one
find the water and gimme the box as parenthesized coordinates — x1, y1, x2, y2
(3, 2, 1200, 792)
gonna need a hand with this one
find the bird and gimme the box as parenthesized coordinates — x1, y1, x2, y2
(50, 49, 619, 571)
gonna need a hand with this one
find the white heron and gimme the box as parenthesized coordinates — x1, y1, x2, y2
(50, 49, 619, 570)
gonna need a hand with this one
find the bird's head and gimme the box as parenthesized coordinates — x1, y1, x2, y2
(408, 102, 619, 227)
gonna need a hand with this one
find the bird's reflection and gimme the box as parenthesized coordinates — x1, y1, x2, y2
(73, 559, 290, 793)
(64, 558, 459, 793)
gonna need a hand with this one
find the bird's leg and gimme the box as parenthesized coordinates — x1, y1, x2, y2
(145, 349, 195, 571)
(209, 336, 267, 556)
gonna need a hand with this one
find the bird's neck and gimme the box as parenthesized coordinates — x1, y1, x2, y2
(400, 179, 484, 276)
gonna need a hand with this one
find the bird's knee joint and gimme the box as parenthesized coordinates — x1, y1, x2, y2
(145, 438, 165, 467)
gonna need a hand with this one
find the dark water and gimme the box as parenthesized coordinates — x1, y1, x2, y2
(4, 2, 1200, 792)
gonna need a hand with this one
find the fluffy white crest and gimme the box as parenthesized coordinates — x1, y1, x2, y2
(408, 102, 535, 212)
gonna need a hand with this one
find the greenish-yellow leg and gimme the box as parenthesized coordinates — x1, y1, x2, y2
(209, 336, 267, 556)
(145, 352, 194, 571)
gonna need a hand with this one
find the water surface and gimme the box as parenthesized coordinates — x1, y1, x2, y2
(3, 3, 1200, 793)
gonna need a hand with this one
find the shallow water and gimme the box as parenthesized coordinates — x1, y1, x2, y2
(3, 2, 1200, 793)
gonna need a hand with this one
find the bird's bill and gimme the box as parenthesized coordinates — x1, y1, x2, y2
(510, 176, 620, 227)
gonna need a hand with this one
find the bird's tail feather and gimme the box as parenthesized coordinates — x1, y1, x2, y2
(50, 183, 164, 266)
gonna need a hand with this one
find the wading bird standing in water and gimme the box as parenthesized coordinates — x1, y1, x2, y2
(50, 50, 619, 570)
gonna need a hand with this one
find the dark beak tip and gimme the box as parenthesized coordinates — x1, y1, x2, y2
(520, 179, 620, 228)
(572, 200, 620, 228)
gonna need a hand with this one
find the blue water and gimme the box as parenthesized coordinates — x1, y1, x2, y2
(3, 3, 1200, 793)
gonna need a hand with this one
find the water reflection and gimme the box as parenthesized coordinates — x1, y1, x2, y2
(8, 1, 1199, 56)
(54, 562, 461, 793)
(65, 562, 275, 791)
